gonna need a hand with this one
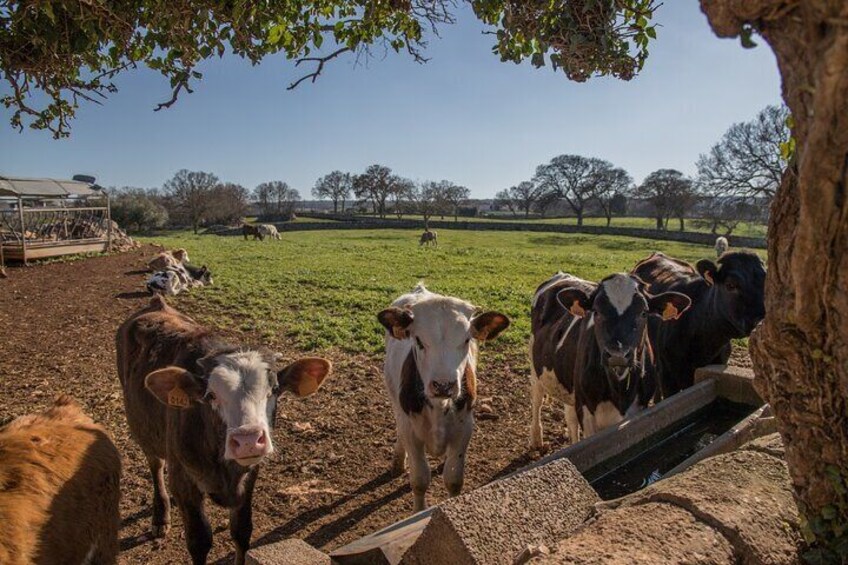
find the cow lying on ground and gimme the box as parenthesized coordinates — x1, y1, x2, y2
(257, 224, 281, 240)
(146, 263, 213, 296)
(529, 272, 691, 447)
(378, 284, 509, 512)
(419, 230, 437, 246)
(632, 251, 765, 398)
(242, 224, 264, 241)
(715, 236, 729, 257)
(0, 395, 121, 565)
(117, 296, 331, 564)
(148, 248, 190, 271)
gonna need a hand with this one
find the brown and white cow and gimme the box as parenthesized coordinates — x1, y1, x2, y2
(116, 296, 331, 564)
(0, 395, 121, 565)
(419, 230, 437, 247)
(378, 284, 509, 512)
(148, 248, 190, 271)
(529, 272, 691, 448)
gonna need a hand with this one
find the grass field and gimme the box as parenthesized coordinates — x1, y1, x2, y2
(353, 214, 768, 238)
(143, 229, 756, 360)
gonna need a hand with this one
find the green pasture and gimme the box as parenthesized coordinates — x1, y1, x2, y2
(142, 229, 760, 359)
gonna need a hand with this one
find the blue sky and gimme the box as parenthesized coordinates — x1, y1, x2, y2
(0, 2, 781, 199)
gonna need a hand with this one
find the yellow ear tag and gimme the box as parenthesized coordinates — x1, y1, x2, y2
(570, 300, 586, 318)
(168, 386, 190, 408)
(662, 302, 680, 321)
(704, 271, 714, 286)
(392, 326, 408, 340)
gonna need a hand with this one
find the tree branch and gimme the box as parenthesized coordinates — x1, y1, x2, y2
(288, 47, 351, 90)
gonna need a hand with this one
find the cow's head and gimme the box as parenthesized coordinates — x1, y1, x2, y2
(378, 298, 509, 402)
(195, 265, 213, 286)
(696, 251, 765, 336)
(144, 352, 331, 467)
(557, 274, 691, 382)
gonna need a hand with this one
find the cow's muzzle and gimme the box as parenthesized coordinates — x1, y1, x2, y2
(227, 426, 272, 466)
(428, 380, 458, 398)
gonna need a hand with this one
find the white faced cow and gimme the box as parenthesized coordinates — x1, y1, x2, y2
(529, 272, 691, 448)
(378, 284, 509, 512)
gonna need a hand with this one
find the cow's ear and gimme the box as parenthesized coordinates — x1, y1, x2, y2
(648, 292, 692, 321)
(145, 367, 206, 409)
(696, 259, 719, 286)
(556, 288, 593, 318)
(278, 357, 331, 397)
(471, 311, 510, 341)
(377, 307, 414, 339)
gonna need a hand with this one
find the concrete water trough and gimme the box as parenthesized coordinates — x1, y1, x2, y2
(251, 365, 774, 565)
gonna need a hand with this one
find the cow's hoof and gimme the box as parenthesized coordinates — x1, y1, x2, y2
(151, 524, 170, 538)
(529, 442, 549, 455)
(390, 463, 405, 478)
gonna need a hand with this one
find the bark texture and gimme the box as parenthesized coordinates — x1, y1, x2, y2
(700, 0, 848, 558)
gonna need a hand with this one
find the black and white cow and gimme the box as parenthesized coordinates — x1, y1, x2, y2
(529, 272, 691, 447)
(632, 251, 766, 398)
(378, 284, 509, 511)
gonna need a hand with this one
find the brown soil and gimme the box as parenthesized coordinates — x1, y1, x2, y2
(0, 247, 752, 564)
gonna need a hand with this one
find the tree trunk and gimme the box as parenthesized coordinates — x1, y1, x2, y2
(678, 217, 685, 231)
(333, 200, 338, 213)
(655, 215, 663, 230)
(702, 1, 848, 558)
(606, 214, 611, 227)
(576, 210, 583, 226)
(341, 199, 346, 213)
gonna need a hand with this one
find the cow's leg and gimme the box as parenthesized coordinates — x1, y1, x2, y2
(443, 421, 472, 497)
(229, 469, 258, 565)
(145, 453, 170, 537)
(565, 403, 580, 444)
(529, 373, 545, 449)
(406, 439, 430, 512)
(391, 437, 406, 477)
(581, 406, 597, 438)
(172, 471, 212, 565)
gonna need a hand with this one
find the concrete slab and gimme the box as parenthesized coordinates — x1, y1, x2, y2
(400, 458, 599, 565)
(694, 365, 762, 406)
(246, 539, 331, 565)
(741, 432, 786, 459)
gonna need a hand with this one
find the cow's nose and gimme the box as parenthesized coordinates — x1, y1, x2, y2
(429, 380, 458, 398)
(604, 349, 630, 367)
(228, 428, 270, 461)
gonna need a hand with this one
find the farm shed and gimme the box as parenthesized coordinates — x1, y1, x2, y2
(0, 176, 112, 267)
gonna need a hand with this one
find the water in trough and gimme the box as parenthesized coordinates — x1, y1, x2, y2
(586, 398, 755, 500)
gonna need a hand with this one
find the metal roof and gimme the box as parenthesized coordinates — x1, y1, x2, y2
(0, 177, 103, 198)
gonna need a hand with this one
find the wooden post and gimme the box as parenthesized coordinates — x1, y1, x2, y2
(106, 194, 113, 252)
(18, 196, 26, 265)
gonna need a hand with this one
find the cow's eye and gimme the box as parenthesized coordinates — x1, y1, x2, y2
(415, 337, 425, 350)
(204, 391, 217, 402)
(465, 338, 471, 345)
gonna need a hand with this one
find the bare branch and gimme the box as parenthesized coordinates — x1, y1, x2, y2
(288, 48, 351, 90)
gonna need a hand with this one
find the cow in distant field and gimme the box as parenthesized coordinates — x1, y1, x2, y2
(0, 395, 121, 565)
(242, 224, 264, 241)
(419, 230, 437, 247)
(148, 248, 190, 272)
(529, 272, 691, 448)
(632, 251, 765, 398)
(715, 236, 729, 257)
(378, 284, 509, 511)
(116, 296, 331, 564)
(257, 224, 281, 240)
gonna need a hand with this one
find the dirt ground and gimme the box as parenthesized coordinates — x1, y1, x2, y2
(0, 247, 751, 564)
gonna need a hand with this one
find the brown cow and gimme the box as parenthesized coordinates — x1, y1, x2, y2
(116, 296, 331, 564)
(0, 395, 121, 565)
(148, 248, 190, 271)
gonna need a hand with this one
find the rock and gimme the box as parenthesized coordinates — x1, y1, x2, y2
(740, 432, 785, 459)
(401, 458, 598, 565)
(540, 503, 735, 564)
(477, 412, 499, 421)
(291, 422, 314, 434)
(514, 544, 551, 565)
(478, 403, 494, 414)
(619, 450, 801, 564)
(246, 539, 331, 565)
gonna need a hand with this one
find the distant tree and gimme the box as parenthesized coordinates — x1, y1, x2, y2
(590, 163, 632, 226)
(697, 105, 789, 203)
(109, 187, 168, 233)
(493, 189, 518, 217)
(508, 181, 543, 218)
(312, 171, 353, 213)
(389, 177, 415, 219)
(610, 192, 628, 216)
(354, 165, 405, 218)
(441, 182, 471, 221)
(410, 181, 449, 229)
(162, 169, 218, 233)
(207, 183, 250, 225)
(533, 189, 561, 218)
(534, 155, 606, 225)
(632, 169, 690, 231)
(668, 177, 698, 231)
(255, 181, 299, 219)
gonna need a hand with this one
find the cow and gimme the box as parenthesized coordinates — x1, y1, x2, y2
(116, 296, 331, 564)
(419, 230, 437, 247)
(147, 263, 213, 296)
(0, 395, 121, 565)
(242, 224, 264, 241)
(632, 251, 766, 398)
(529, 272, 691, 448)
(377, 284, 509, 512)
(257, 224, 281, 240)
(715, 236, 729, 257)
(148, 248, 190, 272)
